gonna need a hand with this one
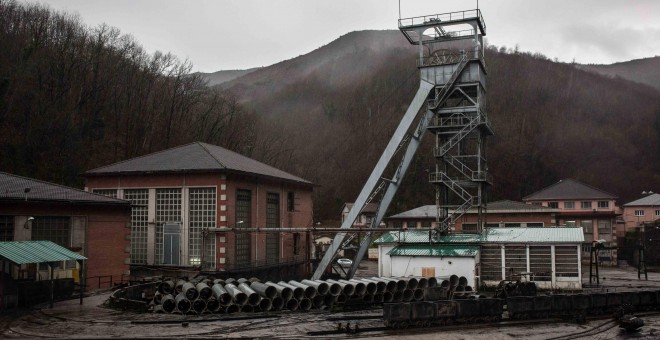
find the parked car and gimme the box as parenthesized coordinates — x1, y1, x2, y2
(337, 258, 353, 268)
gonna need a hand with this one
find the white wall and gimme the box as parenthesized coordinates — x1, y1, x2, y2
(378, 245, 394, 276)
(389, 256, 477, 287)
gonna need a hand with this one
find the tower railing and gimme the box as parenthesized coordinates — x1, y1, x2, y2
(398, 9, 486, 32)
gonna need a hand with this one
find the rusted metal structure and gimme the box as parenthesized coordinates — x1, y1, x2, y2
(312, 8, 491, 280)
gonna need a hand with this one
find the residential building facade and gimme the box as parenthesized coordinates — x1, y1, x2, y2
(84, 142, 314, 278)
(621, 193, 660, 237)
(386, 200, 560, 232)
(523, 179, 620, 263)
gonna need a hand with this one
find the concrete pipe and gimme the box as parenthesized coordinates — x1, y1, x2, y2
(241, 304, 254, 313)
(453, 285, 465, 299)
(212, 284, 232, 305)
(427, 277, 438, 288)
(175, 279, 186, 293)
(249, 277, 261, 283)
(413, 289, 424, 301)
(465, 285, 473, 292)
(225, 304, 240, 314)
(161, 294, 176, 313)
(361, 279, 386, 294)
(265, 282, 293, 301)
(398, 277, 418, 290)
(271, 296, 284, 311)
(238, 283, 261, 306)
(379, 277, 407, 292)
(383, 291, 394, 303)
(373, 293, 384, 303)
(370, 277, 397, 293)
(440, 280, 450, 289)
(336, 294, 348, 304)
(301, 280, 329, 296)
(286, 298, 299, 311)
(416, 277, 429, 289)
(196, 282, 212, 300)
(213, 278, 225, 285)
(192, 298, 206, 314)
(153, 305, 165, 313)
(402, 289, 414, 302)
(320, 280, 342, 296)
(393, 291, 403, 302)
(299, 298, 312, 311)
(362, 294, 374, 303)
(288, 281, 316, 298)
(237, 278, 250, 285)
(449, 275, 459, 287)
(250, 282, 277, 299)
(324, 294, 336, 307)
(225, 278, 237, 285)
(339, 279, 366, 296)
(258, 297, 272, 312)
(352, 279, 376, 295)
(326, 279, 355, 296)
(458, 276, 468, 287)
(224, 283, 248, 306)
(277, 281, 304, 300)
(312, 295, 325, 309)
(153, 291, 163, 305)
(206, 297, 221, 313)
(182, 282, 199, 301)
(175, 293, 191, 314)
(158, 280, 174, 295)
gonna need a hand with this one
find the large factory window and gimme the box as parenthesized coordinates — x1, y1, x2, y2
(235, 189, 252, 267)
(156, 188, 182, 265)
(124, 189, 149, 264)
(33, 216, 72, 269)
(266, 192, 280, 264)
(529, 246, 552, 281)
(480, 245, 502, 281)
(0, 216, 14, 241)
(504, 246, 527, 280)
(92, 189, 117, 198)
(189, 188, 216, 268)
(555, 245, 579, 277)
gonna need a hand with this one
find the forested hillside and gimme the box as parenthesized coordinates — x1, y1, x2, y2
(1, 1, 658, 221)
(580, 57, 660, 91)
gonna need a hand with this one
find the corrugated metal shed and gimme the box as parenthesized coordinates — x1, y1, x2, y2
(387, 245, 479, 257)
(0, 241, 87, 264)
(374, 227, 584, 244)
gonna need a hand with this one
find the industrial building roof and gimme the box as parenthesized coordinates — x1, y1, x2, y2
(344, 203, 379, 213)
(522, 179, 617, 201)
(0, 172, 129, 205)
(85, 142, 312, 185)
(374, 227, 584, 244)
(388, 200, 558, 219)
(387, 245, 479, 257)
(624, 193, 660, 207)
(0, 241, 87, 265)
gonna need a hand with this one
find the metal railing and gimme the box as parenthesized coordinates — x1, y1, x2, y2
(418, 48, 484, 68)
(398, 9, 486, 32)
(86, 274, 130, 289)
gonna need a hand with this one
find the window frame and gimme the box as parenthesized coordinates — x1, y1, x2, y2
(580, 201, 592, 209)
(564, 201, 575, 209)
(635, 210, 645, 217)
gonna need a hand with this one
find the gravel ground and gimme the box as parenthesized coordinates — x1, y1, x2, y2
(2, 262, 660, 339)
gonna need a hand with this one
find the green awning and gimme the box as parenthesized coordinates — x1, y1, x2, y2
(0, 241, 87, 265)
(387, 245, 479, 257)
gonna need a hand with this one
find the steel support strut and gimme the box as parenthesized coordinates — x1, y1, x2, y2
(311, 80, 434, 280)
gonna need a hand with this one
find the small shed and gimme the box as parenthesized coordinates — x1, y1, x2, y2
(0, 241, 87, 309)
(374, 227, 584, 290)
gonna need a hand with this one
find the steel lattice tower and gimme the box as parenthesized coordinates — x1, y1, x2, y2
(312, 9, 491, 280)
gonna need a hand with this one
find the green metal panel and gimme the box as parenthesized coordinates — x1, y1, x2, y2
(0, 240, 87, 264)
(387, 245, 479, 257)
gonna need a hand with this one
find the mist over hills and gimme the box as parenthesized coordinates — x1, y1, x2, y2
(1, 0, 658, 221)
(580, 57, 660, 91)
(220, 30, 660, 218)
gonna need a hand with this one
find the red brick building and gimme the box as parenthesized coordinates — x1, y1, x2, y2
(0, 172, 131, 288)
(84, 142, 314, 278)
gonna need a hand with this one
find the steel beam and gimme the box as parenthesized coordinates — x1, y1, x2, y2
(311, 80, 434, 280)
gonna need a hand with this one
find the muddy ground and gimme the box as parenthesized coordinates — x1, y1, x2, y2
(2, 262, 660, 339)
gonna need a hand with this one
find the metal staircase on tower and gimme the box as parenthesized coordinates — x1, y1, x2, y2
(312, 9, 491, 280)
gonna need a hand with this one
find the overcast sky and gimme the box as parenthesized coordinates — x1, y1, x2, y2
(24, 0, 660, 73)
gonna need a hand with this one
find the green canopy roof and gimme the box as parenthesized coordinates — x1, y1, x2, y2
(0, 241, 86, 265)
(387, 245, 479, 257)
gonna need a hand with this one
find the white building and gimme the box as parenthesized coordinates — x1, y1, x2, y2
(374, 227, 584, 290)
